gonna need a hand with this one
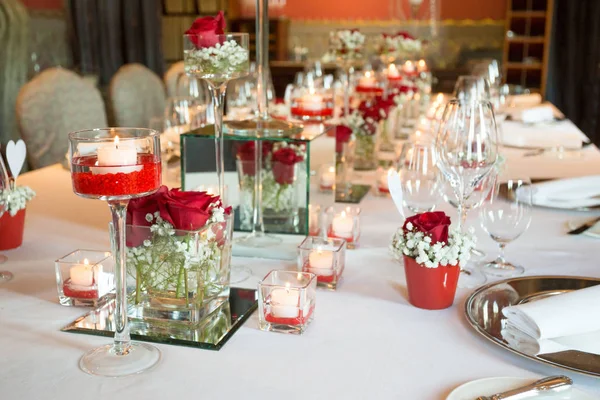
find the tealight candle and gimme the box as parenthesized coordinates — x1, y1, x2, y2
(300, 92, 325, 111)
(270, 283, 300, 318)
(70, 259, 94, 287)
(93, 136, 141, 175)
(332, 211, 354, 238)
(378, 170, 391, 192)
(417, 59, 427, 73)
(403, 61, 416, 75)
(358, 71, 377, 88)
(386, 64, 401, 80)
(320, 166, 336, 189)
(308, 248, 334, 276)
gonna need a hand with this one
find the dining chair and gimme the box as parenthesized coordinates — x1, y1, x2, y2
(110, 63, 166, 128)
(15, 67, 107, 169)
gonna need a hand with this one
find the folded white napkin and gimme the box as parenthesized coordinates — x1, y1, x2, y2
(521, 175, 600, 209)
(501, 120, 585, 150)
(513, 105, 555, 124)
(508, 93, 542, 107)
(502, 321, 600, 355)
(502, 284, 600, 340)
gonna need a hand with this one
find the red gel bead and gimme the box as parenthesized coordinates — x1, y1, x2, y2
(327, 228, 355, 243)
(302, 263, 336, 283)
(264, 305, 314, 326)
(290, 107, 334, 118)
(72, 154, 161, 197)
(63, 279, 98, 299)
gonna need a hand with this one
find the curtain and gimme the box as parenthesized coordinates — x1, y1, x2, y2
(67, 0, 164, 85)
(548, 0, 600, 145)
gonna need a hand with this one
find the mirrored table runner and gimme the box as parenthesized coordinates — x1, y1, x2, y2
(62, 288, 258, 351)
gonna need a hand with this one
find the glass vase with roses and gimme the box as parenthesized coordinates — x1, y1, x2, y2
(124, 186, 233, 326)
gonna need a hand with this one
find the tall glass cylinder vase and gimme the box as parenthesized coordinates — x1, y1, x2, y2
(69, 128, 162, 377)
(183, 33, 250, 199)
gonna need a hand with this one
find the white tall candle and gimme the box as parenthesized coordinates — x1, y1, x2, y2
(270, 284, 300, 318)
(70, 259, 94, 287)
(332, 211, 354, 238)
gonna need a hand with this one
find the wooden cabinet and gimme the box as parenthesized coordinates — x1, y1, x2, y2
(502, 0, 553, 97)
(229, 18, 290, 61)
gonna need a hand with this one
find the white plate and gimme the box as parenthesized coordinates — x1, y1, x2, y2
(447, 377, 594, 400)
(567, 220, 600, 238)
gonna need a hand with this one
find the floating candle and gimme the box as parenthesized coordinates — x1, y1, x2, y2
(93, 136, 142, 175)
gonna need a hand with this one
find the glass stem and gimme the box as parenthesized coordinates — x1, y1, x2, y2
(108, 200, 131, 356)
(256, 0, 269, 120)
(457, 202, 468, 232)
(251, 140, 265, 236)
(497, 243, 507, 264)
(343, 67, 350, 117)
(210, 83, 227, 199)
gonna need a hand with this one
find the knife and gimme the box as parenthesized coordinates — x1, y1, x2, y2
(567, 216, 600, 235)
(475, 375, 572, 400)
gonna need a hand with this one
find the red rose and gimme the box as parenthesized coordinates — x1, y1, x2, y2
(271, 147, 303, 185)
(236, 141, 272, 176)
(403, 211, 452, 245)
(126, 186, 170, 246)
(335, 125, 353, 153)
(396, 31, 415, 40)
(166, 189, 222, 231)
(185, 11, 226, 48)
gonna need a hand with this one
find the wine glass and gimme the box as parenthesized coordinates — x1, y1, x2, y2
(452, 75, 491, 103)
(69, 128, 161, 376)
(183, 33, 250, 200)
(397, 143, 439, 215)
(435, 99, 499, 288)
(480, 178, 532, 277)
(0, 154, 11, 274)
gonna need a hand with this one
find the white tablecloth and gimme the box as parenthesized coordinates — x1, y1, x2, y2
(2, 142, 600, 399)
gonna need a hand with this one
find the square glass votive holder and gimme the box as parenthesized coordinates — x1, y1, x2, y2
(258, 270, 317, 334)
(324, 205, 361, 249)
(308, 204, 322, 237)
(55, 250, 115, 307)
(318, 164, 336, 192)
(290, 86, 335, 122)
(297, 236, 346, 290)
(374, 166, 397, 197)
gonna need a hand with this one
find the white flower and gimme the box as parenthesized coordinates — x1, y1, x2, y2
(145, 213, 153, 222)
(0, 186, 35, 216)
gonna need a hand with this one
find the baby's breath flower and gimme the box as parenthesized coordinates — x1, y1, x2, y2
(0, 186, 35, 216)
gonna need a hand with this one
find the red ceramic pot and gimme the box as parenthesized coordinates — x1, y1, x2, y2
(0, 209, 26, 250)
(403, 255, 460, 310)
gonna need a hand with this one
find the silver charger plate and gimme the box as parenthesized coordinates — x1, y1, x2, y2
(62, 288, 258, 351)
(465, 275, 600, 377)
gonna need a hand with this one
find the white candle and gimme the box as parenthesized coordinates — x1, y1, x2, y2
(386, 64, 401, 79)
(358, 71, 377, 88)
(308, 248, 334, 276)
(332, 211, 354, 238)
(320, 166, 336, 188)
(379, 169, 393, 191)
(93, 136, 141, 175)
(270, 283, 299, 318)
(70, 259, 94, 287)
(300, 92, 324, 111)
(417, 59, 427, 73)
(403, 61, 415, 74)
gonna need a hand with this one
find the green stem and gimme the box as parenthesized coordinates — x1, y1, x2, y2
(175, 265, 185, 298)
(135, 266, 141, 305)
(184, 269, 189, 306)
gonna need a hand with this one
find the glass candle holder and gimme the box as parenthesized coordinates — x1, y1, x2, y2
(355, 69, 384, 98)
(258, 270, 317, 334)
(290, 87, 335, 122)
(375, 166, 397, 196)
(55, 249, 114, 307)
(318, 164, 336, 192)
(324, 205, 361, 249)
(308, 204, 322, 237)
(297, 236, 346, 290)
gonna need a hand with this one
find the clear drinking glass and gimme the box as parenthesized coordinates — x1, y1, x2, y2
(480, 178, 532, 277)
(0, 154, 11, 272)
(69, 128, 161, 376)
(435, 99, 499, 288)
(183, 33, 250, 200)
(452, 75, 492, 103)
(397, 143, 439, 214)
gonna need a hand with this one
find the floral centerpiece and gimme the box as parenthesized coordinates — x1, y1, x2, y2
(0, 185, 35, 250)
(183, 11, 249, 79)
(390, 211, 476, 310)
(125, 186, 233, 325)
(236, 141, 306, 231)
(327, 29, 365, 63)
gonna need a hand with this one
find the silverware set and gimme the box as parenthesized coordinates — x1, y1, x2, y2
(475, 375, 572, 400)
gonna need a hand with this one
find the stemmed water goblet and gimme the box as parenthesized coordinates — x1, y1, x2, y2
(453, 75, 492, 103)
(69, 128, 161, 376)
(480, 177, 532, 277)
(435, 99, 499, 287)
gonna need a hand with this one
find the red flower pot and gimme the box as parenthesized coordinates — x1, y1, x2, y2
(0, 209, 26, 250)
(402, 255, 460, 310)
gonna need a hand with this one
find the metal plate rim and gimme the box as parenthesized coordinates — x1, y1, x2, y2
(464, 275, 600, 378)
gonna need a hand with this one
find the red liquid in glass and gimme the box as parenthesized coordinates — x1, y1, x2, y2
(71, 154, 161, 197)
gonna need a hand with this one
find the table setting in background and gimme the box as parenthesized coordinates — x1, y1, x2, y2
(3, 4, 600, 400)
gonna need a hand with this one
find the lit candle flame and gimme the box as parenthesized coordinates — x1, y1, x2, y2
(83, 258, 89, 265)
(285, 282, 291, 292)
(365, 71, 372, 78)
(328, 166, 335, 173)
(114, 135, 120, 149)
(436, 93, 444, 103)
